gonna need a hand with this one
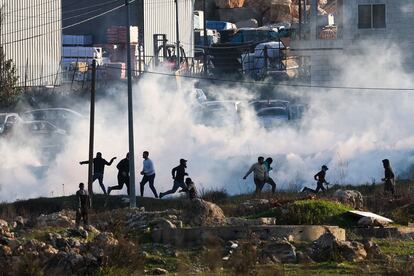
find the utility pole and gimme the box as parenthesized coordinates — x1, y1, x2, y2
(203, 0, 208, 76)
(125, 0, 136, 207)
(175, 0, 180, 69)
(87, 59, 97, 203)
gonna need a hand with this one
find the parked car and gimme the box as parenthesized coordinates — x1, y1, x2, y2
(239, 100, 305, 129)
(21, 108, 84, 132)
(0, 113, 21, 136)
(195, 100, 240, 127)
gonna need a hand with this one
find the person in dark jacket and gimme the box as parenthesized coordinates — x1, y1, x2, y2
(108, 153, 130, 195)
(301, 165, 330, 194)
(159, 159, 188, 198)
(79, 152, 116, 194)
(75, 183, 91, 228)
(382, 159, 396, 197)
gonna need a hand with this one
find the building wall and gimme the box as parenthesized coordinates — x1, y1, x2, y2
(61, 0, 140, 44)
(292, 0, 414, 84)
(0, 0, 61, 86)
(143, 0, 194, 62)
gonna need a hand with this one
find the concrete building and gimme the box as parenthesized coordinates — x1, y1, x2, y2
(291, 0, 414, 84)
(143, 0, 194, 63)
(0, 0, 61, 86)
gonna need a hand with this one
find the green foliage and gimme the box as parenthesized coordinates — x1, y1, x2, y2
(251, 199, 351, 226)
(0, 47, 22, 110)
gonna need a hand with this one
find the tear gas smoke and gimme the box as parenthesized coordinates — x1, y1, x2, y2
(1, 42, 414, 201)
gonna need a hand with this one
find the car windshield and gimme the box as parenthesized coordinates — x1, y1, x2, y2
(258, 108, 288, 117)
(0, 115, 6, 124)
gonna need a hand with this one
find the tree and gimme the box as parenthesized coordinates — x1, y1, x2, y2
(0, 5, 22, 110)
(0, 47, 22, 109)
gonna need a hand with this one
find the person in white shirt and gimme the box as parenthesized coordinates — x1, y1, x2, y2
(139, 151, 158, 198)
(243, 156, 266, 194)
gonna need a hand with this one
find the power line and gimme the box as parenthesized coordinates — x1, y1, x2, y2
(107, 65, 414, 91)
(2, 0, 122, 28)
(2, 0, 136, 45)
(2, 7, 108, 36)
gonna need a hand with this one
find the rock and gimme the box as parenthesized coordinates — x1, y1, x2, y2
(337, 241, 367, 262)
(363, 240, 382, 258)
(311, 232, 367, 262)
(236, 18, 258, 28)
(296, 251, 314, 263)
(150, 218, 177, 230)
(85, 225, 100, 235)
(92, 232, 118, 249)
(151, 267, 169, 275)
(0, 219, 13, 238)
(13, 216, 26, 229)
(0, 245, 12, 257)
(333, 190, 364, 209)
(68, 227, 89, 239)
(182, 199, 225, 226)
(215, 0, 245, 9)
(225, 217, 276, 226)
(37, 210, 75, 228)
(261, 239, 297, 263)
(358, 216, 389, 228)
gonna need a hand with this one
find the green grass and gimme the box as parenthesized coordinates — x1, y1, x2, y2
(250, 199, 352, 226)
(375, 239, 414, 256)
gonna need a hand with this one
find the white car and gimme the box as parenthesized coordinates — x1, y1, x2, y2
(0, 113, 21, 136)
(256, 107, 289, 128)
(21, 108, 84, 132)
(196, 100, 240, 127)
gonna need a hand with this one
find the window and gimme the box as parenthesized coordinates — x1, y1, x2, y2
(358, 4, 386, 29)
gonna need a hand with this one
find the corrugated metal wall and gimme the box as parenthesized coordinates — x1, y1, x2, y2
(143, 0, 194, 63)
(0, 0, 61, 87)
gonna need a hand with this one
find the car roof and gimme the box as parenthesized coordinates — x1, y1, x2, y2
(22, 108, 83, 116)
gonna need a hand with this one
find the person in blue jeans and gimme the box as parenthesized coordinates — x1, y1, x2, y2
(139, 151, 158, 198)
(159, 159, 188, 198)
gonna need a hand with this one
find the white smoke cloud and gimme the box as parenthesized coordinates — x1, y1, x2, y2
(1, 41, 414, 201)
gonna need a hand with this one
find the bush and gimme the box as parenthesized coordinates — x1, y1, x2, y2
(201, 188, 229, 203)
(252, 199, 351, 226)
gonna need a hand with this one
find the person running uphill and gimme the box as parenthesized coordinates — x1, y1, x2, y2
(243, 157, 266, 194)
(159, 159, 188, 198)
(180, 177, 198, 200)
(140, 151, 158, 198)
(108, 153, 130, 195)
(79, 152, 116, 194)
(75, 183, 91, 228)
(301, 165, 330, 194)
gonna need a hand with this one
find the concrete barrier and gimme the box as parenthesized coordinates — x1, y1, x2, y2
(152, 225, 346, 247)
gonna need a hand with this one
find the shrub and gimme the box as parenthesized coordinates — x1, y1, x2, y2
(201, 188, 229, 203)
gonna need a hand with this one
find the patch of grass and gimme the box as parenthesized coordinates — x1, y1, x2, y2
(280, 262, 360, 275)
(375, 239, 414, 256)
(250, 199, 352, 226)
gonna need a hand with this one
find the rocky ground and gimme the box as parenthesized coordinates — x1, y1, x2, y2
(1, 182, 414, 275)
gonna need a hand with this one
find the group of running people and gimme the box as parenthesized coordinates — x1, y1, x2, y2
(79, 151, 197, 199)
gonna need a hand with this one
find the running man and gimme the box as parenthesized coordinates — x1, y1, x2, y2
(108, 153, 130, 195)
(243, 156, 266, 194)
(79, 152, 116, 194)
(159, 159, 188, 198)
(140, 151, 158, 198)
